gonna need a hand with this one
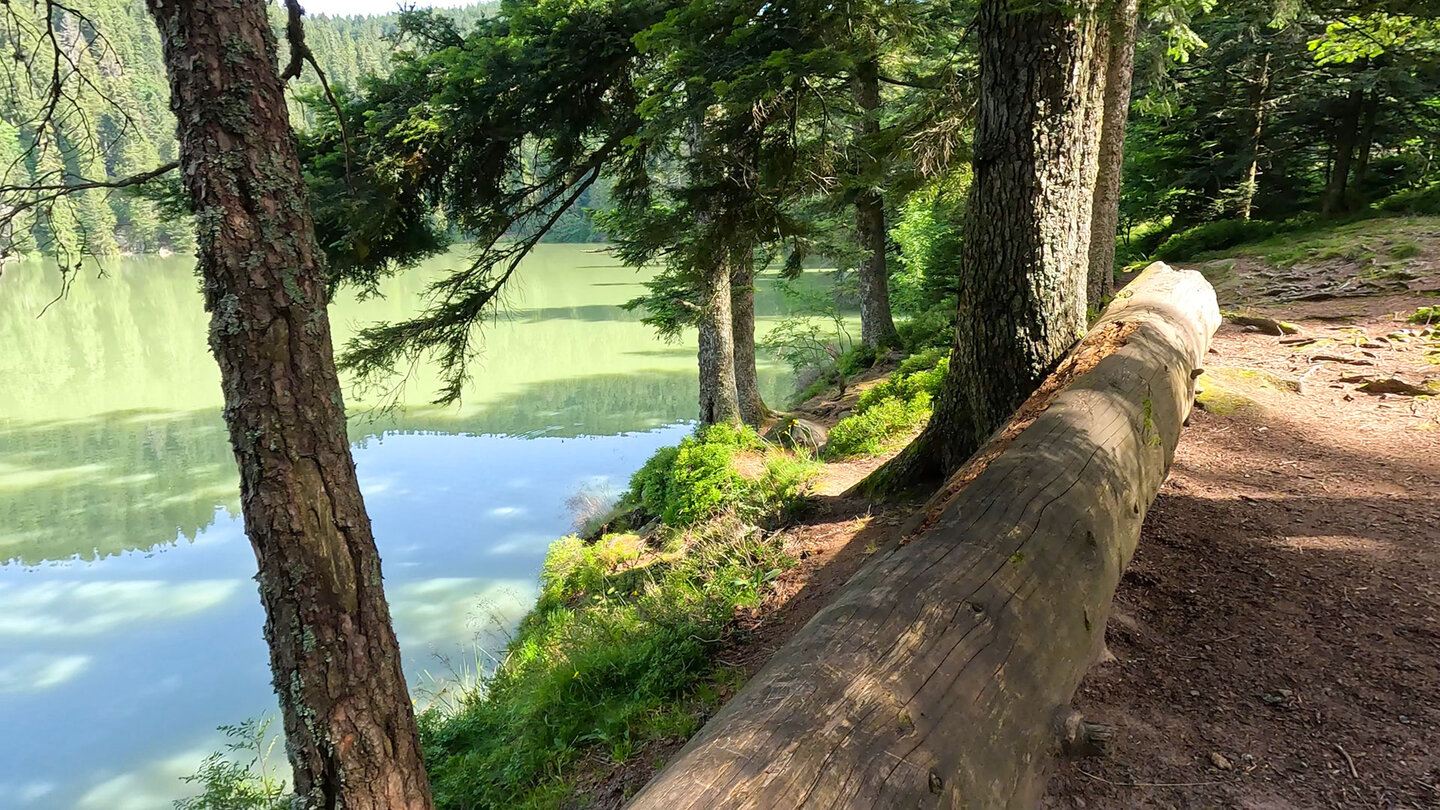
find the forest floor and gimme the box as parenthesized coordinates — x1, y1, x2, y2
(598, 216, 1440, 810)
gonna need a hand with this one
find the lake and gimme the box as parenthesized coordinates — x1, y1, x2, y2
(0, 245, 813, 810)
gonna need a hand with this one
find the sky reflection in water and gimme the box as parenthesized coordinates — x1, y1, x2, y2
(0, 246, 814, 809)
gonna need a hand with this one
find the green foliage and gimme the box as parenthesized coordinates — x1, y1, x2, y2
(1153, 219, 1282, 261)
(854, 355, 948, 414)
(1409, 306, 1440, 324)
(1123, 5, 1440, 229)
(174, 719, 288, 810)
(826, 396, 932, 459)
(625, 424, 765, 527)
(0, 0, 489, 259)
(420, 518, 792, 809)
(1378, 183, 1440, 216)
(889, 171, 967, 316)
(826, 353, 947, 459)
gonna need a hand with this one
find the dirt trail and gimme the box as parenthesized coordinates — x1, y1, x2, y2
(596, 219, 1440, 809)
(1043, 303, 1440, 809)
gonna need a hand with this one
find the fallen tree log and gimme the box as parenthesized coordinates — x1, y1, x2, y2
(626, 262, 1220, 809)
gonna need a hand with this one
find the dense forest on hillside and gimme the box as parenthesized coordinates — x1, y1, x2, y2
(0, 1, 537, 257)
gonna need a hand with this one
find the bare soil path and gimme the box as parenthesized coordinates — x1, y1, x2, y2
(597, 217, 1440, 809)
(1044, 220, 1440, 809)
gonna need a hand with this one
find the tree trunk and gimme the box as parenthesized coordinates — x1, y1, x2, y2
(698, 251, 742, 426)
(1322, 83, 1365, 217)
(1086, 0, 1138, 306)
(853, 59, 900, 349)
(731, 251, 769, 427)
(1352, 89, 1380, 204)
(142, 0, 434, 807)
(627, 263, 1221, 809)
(1237, 51, 1271, 221)
(861, 0, 1105, 494)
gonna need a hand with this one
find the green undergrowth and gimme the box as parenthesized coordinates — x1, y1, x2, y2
(419, 423, 820, 809)
(1409, 306, 1440, 325)
(1149, 213, 1439, 269)
(826, 349, 948, 459)
(626, 423, 817, 526)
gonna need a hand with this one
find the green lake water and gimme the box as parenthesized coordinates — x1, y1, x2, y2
(0, 245, 814, 809)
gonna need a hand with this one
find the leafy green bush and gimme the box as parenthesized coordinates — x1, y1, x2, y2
(1408, 306, 1440, 324)
(854, 355, 949, 415)
(826, 354, 948, 459)
(628, 445, 680, 518)
(626, 424, 767, 527)
(665, 440, 743, 525)
(1378, 183, 1440, 216)
(1153, 219, 1280, 261)
(826, 396, 932, 458)
(174, 719, 289, 810)
(420, 518, 792, 810)
(895, 305, 955, 352)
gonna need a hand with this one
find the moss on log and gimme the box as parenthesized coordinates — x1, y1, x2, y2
(626, 262, 1220, 809)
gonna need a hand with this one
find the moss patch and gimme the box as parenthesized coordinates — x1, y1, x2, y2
(1195, 367, 1299, 415)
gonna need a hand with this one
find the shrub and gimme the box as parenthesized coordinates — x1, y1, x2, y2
(854, 355, 949, 415)
(1408, 306, 1440, 325)
(1377, 183, 1440, 216)
(420, 518, 792, 810)
(826, 395, 931, 458)
(665, 440, 743, 525)
(825, 352, 948, 459)
(625, 424, 764, 527)
(628, 445, 680, 518)
(1153, 219, 1279, 261)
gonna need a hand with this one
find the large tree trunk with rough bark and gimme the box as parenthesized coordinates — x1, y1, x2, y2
(143, 0, 434, 806)
(698, 252, 742, 425)
(627, 262, 1220, 809)
(861, 0, 1106, 493)
(853, 59, 900, 349)
(1086, 0, 1139, 305)
(731, 253, 769, 427)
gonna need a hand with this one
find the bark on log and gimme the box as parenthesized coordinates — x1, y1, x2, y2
(627, 262, 1219, 810)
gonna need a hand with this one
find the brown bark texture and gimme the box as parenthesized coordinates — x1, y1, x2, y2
(1322, 83, 1365, 216)
(853, 60, 900, 349)
(861, 0, 1106, 493)
(626, 262, 1221, 809)
(1086, 0, 1140, 305)
(142, 0, 434, 806)
(698, 251, 742, 425)
(731, 255, 768, 427)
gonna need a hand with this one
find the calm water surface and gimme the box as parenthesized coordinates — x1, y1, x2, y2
(0, 245, 803, 809)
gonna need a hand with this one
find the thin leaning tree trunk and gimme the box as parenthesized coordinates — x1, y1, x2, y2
(853, 58, 900, 349)
(861, 0, 1106, 493)
(1237, 51, 1271, 221)
(1086, 0, 1140, 305)
(1322, 83, 1365, 217)
(142, 0, 433, 806)
(731, 252, 769, 427)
